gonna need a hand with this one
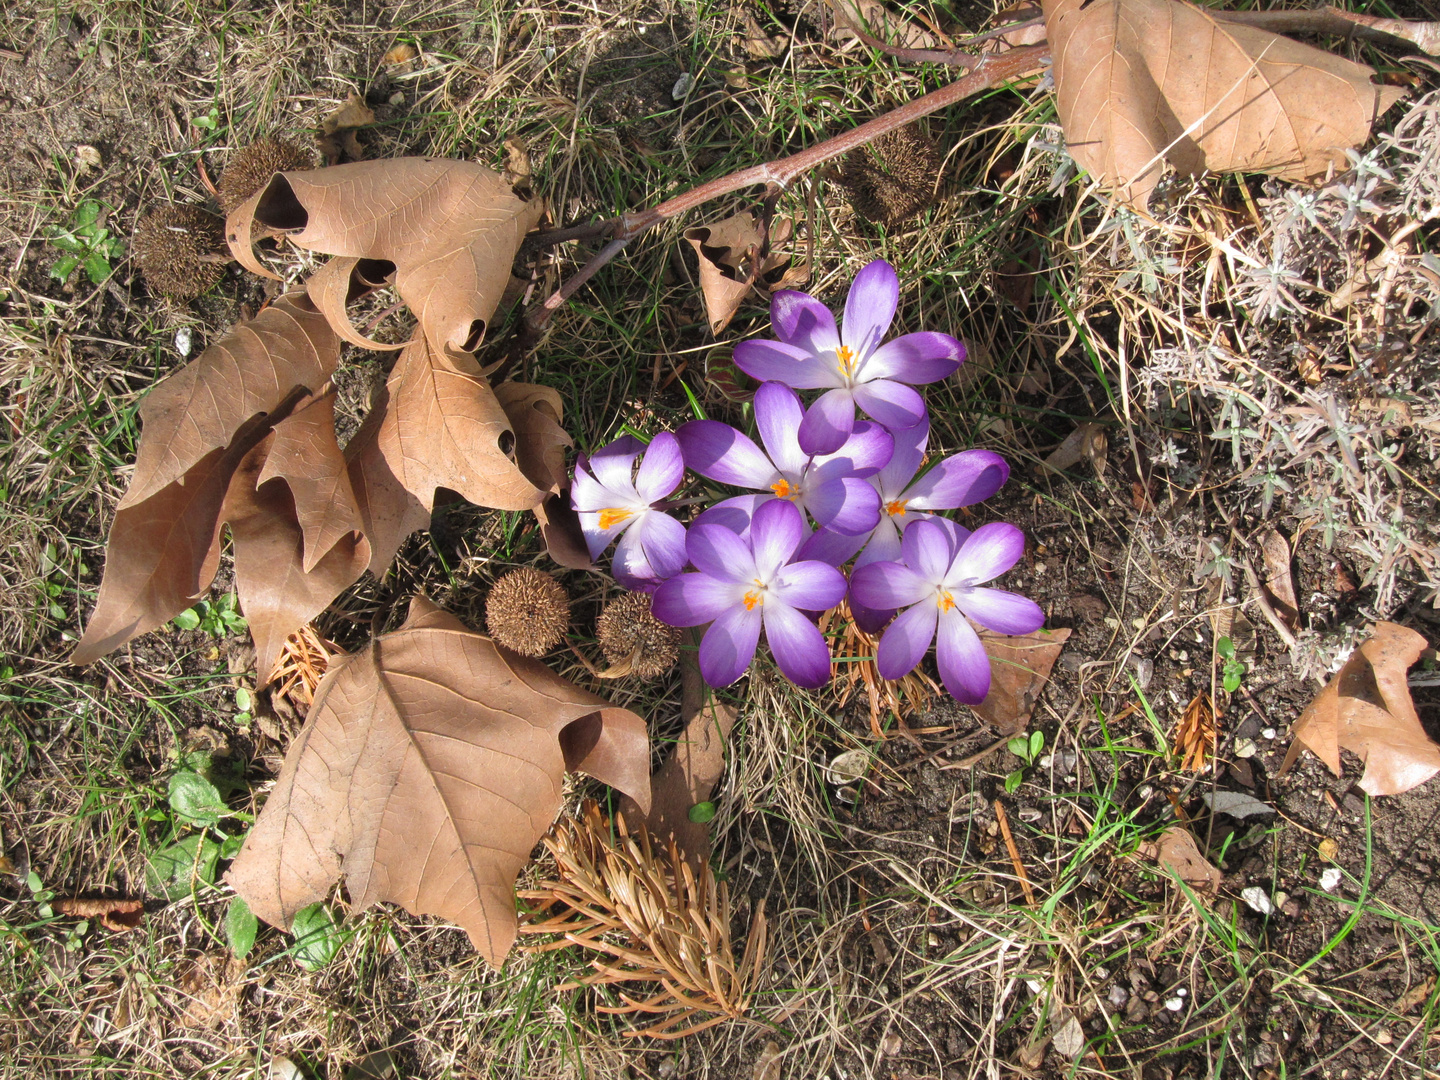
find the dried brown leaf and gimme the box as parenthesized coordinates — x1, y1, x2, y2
(227, 596, 650, 966)
(224, 424, 370, 683)
(344, 336, 556, 574)
(1286, 622, 1439, 796)
(227, 158, 544, 357)
(971, 628, 1072, 736)
(622, 652, 736, 869)
(1036, 421, 1107, 478)
(1260, 530, 1300, 631)
(316, 92, 374, 163)
(1042, 0, 1407, 208)
(684, 211, 792, 335)
(493, 381, 590, 570)
(54, 897, 144, 932)
(1151, 826, 1221, 893)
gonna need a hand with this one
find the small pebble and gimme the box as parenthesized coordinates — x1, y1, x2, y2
(1320, 867, 1343, 892)
(175, 326, 193, 357)
(1241, 886, 1274, 915)
(1018, 808, 1041, 822)
(1108, 985, 1128, 1007)
(1262, 728, 1276, 739)
(1176, 988, 1188, 997)
(1164, 997, 1184, 1011)
(388, 91, 405, 106)
(1272, 890, 1289, 910)
(1234, 738, 1257, 759)
(671, 72, 694, 99)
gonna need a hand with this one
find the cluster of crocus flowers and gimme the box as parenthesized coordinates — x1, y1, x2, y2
(571, 258, 1042, 703)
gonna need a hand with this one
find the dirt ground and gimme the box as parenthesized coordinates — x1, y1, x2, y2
(2, 1, 1439, 1079)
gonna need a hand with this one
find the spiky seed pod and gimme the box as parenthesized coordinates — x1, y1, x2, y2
(130, 205, 227, 300)
(486, 568, 570, 657)
(839, 124, 942, 228)
(217, 137, 314, 214)
(596, 591, 682, 680)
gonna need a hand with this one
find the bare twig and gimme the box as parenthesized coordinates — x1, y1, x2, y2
(1212, 6, 1440, 54)
(527, 46, 1050, 329)
(994, 799, 1036, 907)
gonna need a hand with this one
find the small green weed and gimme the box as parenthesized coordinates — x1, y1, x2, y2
(173, 591, 247, 637)
(47, 199, 124, 286)
(1216, 636, 1246, 694)
(1004, 729, 1045, 794)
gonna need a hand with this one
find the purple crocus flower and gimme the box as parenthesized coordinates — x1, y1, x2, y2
(571, 433, 687, 591)
(653, 499, 847, 689)
(732, 259, 965, 456)
(800, 415, 1010, 571)
(849, 519, 1044, 704)
(677, 381, 893, 536)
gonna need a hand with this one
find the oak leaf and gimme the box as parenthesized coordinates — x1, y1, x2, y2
(1042, 0, 1406, 208)
(226, 596, 651, 966)
(226, 158, 544, 356)
(1285, 621, 1440, 796)
(683, 211, 795, 335)
(54, 896, 145, 932)
(1148, 826, 1221, 893)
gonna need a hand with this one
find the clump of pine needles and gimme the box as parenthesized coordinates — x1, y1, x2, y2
(824, 603, 942, 739)
(519, 800, 768, 1039)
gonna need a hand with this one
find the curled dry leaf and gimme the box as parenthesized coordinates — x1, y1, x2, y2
(1284, 621, 1439, 796)
(226, 596, 650, 967)
(54, 897, 144, 932)
(621, 647, 736, 869)
(684, 210, 794, 335)
(1036, 421, 1107, 479)
(227, 158, 544, 357)
(1042, 0, 1407, 209)
(1148, 826, 1221, 893)
(1260, 529, 1300, 631)
(971, 628, 1072, 736)
(316, 92, 375, 163)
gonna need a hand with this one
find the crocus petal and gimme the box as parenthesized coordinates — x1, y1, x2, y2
(570, 466, 618, 512)
(804, 476, 881, 536)
(676, 420, 778, 489)
(935, 609, 991, 704)
(771, 560, 848, 612)
(634, 510, 689, 582)
(797, 526, 868, 567)
(854, 514, 903, 569)
(753, 382, 808, 477)
(733, 339, 839, 390)
(586, 435, 643, 494)
(850, 561, 931, 610)
(633, 432, 684, 504)
(692, 493, 772, 539)
(771, 290, 842, 357)
(860, 331, 965, 384)
(852, 379, 927, 432)
(904, 449, 1010, 511)
(950, 521, 1026, 585)
(851, 600, 894, 635)
(611, 516, 653, 583)
(687, 522, 758, 584)
(797, 387, 856, 457)
(901, 518, 958, 584)
(810, 420, 894, 481)
(699, 604, 763, 687)
(578, 509, 634, 560)
(956, 588, 1045, 635)
(762, 602, 833, 689)
(653, 573, 743, 626)
(876, 414, 928, 499)
(841, 259, 899, 361)
(749, 497, 806, 580)
(876, 600, 937, 681)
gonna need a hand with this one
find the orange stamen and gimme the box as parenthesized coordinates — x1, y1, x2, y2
(743, 590, 763, 610)
(836, 345, 856, 377)
(938, 591, 956, 612)
(770, 479, 798, 500)
(598, 508, 632, 530)
(886, 499, 907, 517)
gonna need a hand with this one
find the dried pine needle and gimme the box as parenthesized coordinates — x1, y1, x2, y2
(519, 800, 767, 1039)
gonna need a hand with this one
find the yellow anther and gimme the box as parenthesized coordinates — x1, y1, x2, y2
(743, 590, 763, 610)
(771, 479, 798, 500)
(598, 508, 632, 530)
(836, 344, 856, 377)
(938, 591, 957, 612)
(886, 499, 907, 517)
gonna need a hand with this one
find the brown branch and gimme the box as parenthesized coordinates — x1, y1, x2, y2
(526, 44, 1050, 330)
(1212, 6, 1440, 53)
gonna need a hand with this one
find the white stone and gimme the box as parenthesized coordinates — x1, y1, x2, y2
(1320, 867, 1343, 892)
(1241, 886, 1274, 915)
